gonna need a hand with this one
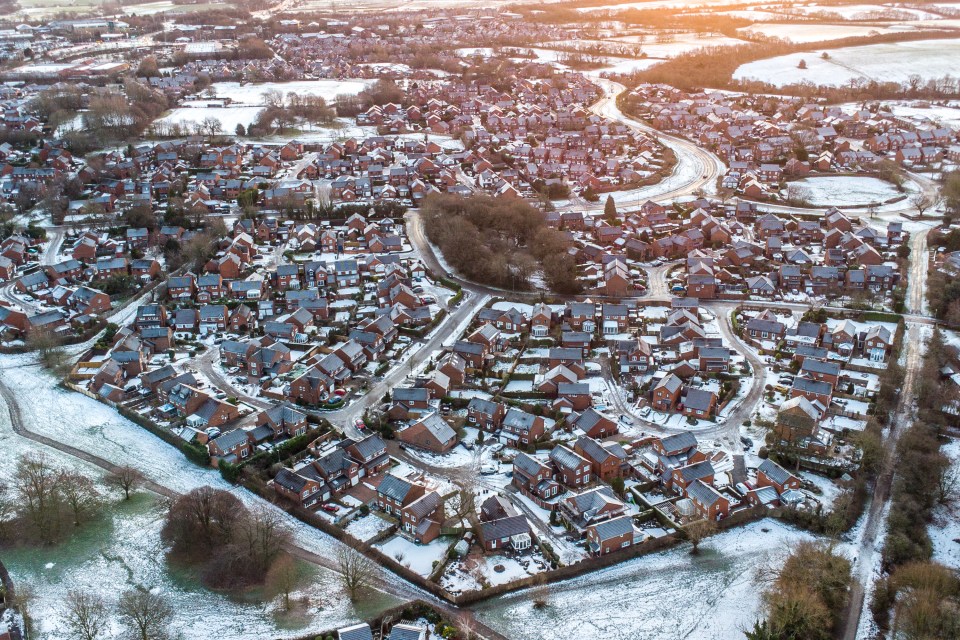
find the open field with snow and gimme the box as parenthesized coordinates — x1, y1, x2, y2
(737, 22, 907, 43)
(156, 105, 265, 132)
(209, 80, 370, 106)
(734, 38, 960, 87)
(472, 519, 821, 640)
(788, 176, 903, 206)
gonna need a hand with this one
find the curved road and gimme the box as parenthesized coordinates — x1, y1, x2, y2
(561, 78, 726, 213)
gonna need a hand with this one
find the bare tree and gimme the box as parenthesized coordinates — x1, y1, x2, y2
(106, 466, 144, 501)
(937, 462, 960, 505)
(62, 590, 109, 640)
(14, 453, 63, 542)
(684, 518, 718, 555)
(58, 471, 102, 526)
(336, 545, 377, 601)
(238, 506, 290, 578)
(117, 589, 173, 640)
(911, 192, 938, 217)
(265, 553, 299, 611)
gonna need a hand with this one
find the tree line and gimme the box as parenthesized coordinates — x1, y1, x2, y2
(869, 328, 960, 638)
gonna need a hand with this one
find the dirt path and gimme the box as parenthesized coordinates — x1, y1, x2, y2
(840, 323, 924, 640)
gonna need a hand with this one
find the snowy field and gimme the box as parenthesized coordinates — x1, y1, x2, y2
(472, 519, 821, 640)
(738, 22, 905, 43)
(209, 80, 370, 106)
(577, 0, 747, 12)
(156, 105, 265, 131)
(783, 3, 944, 20)
(733, 38, 960, 87)
(788, 176, 902, 206)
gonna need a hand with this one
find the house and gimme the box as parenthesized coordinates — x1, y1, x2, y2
(467, 398, 505, 431)
(208, 429, 252, 465)
(396, 412, 458, 453)
(574, 436, 627, 481)
(652, 373, 682, 411)
(478, 515, 532, 552)
(569, 407, 618, 439)
(559, 486, 625, 531)
(377, 474, 425, 516)
(686, 479, 730, 521)
(400, 490, 444, 544)
(586, 515, 636, 556)
(512, 452, 561, 503)
(256, 403, 308, 439)
(681, 388, 718, 418)
(501, 407, 546, 445)
(270, 468, 323, 507)
(757, 459, 800, 494)
(549, 445, 592, 488)
(556, 382, 592, 411)
(388, 387, 431, 420)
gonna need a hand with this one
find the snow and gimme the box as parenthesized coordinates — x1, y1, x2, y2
(156, 105, 265, 131)
(208, 80, 370, 106)
(0, 493, 400, 640)
(0, 354, 417, 638)
(472, 519, 821, 640)
(737, 23, 906, 43)
(787, 176, 902, 207)
(344, 513, 393, 542)
(929, 437, 960, 569)
(374, 535, 452, 576)
(800, 471, 845, 510)
(734, 38, 960, 87)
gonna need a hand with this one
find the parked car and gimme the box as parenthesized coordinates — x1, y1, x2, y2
(354, 419, 366, 431)
(321, 504, 340, 513)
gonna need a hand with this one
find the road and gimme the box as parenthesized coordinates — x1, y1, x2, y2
(564, 78, 726, 214)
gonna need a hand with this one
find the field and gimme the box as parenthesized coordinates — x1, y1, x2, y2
(156, 105, 266, 131)
(788, 176, 902, 207)
(209, 80, 370, 106)
(472, 519, 824, 640)
(737, 22, 905, 43)
(733, 38, 960, 87)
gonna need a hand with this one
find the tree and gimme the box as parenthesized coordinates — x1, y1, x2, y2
(106, 466, 144, 501)
(62, 590, 109, 640)
(911, 192, 937, 217)
(13, 452, 63, 542)
(237, 506, 290, 578)
(235, 123, 246, 137)
(58, 471, 101, 526)
(610, 476, 625, 497)
(265, 553, 299, 611)
(136, 56, 159, 78)
(117, 590, 173, 640)
(797, 59, 807, 69)
(27, 328, 66, 372)
(684, 518, 717, 555)
(336, 546, 377, 601)
(603, 195, 617, 223)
